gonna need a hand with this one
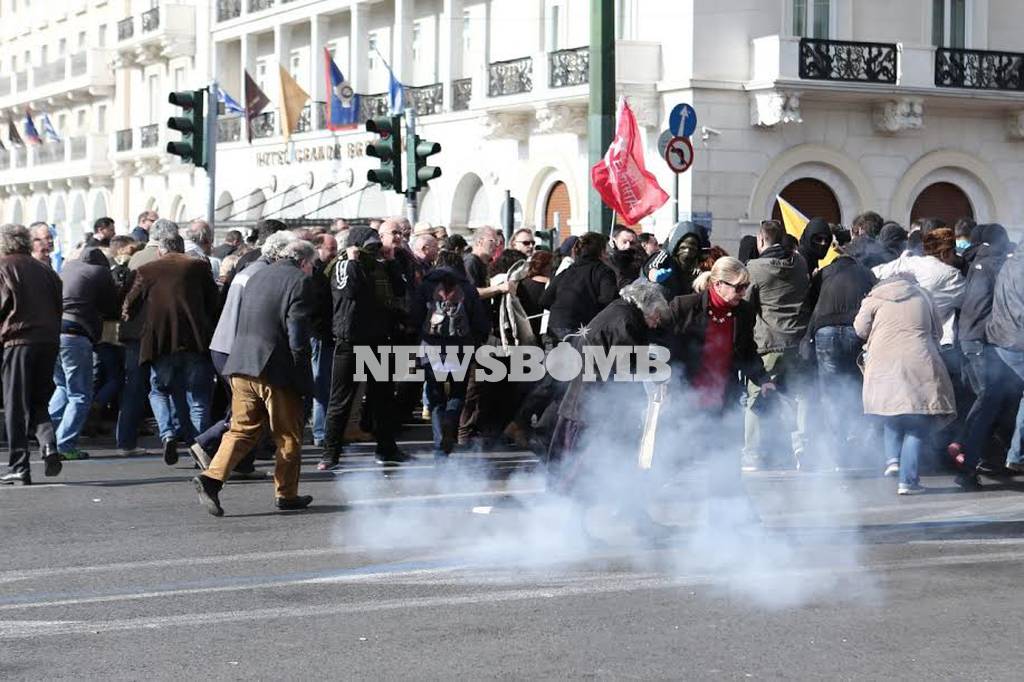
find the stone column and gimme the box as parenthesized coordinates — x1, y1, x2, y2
(439, 0, 463, 111)
(350, 1, 369, 92)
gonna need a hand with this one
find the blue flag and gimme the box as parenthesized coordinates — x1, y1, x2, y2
(387, 64, 404, 115)
(217, 86, 244, 116)
(324, 47, 360, 129)
(23, 109, 41, 145)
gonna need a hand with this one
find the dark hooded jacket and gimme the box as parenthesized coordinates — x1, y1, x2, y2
(60, 247, 117, 343)
(802, 254, 876, 340)
(608, 246, 641, 289)
(737, 235, 759, 265)
(409, 266, 490, 347)
(877, 224, 908, 264)
(959, 224, 1011, 345)
(330, 227, 402, 345)
(539, 253, 618, 339)
(798, 217, 832, 274)
(987, 243, 1024, 352)
(846, 234, 892, 269)
(641, 221, 709, 298)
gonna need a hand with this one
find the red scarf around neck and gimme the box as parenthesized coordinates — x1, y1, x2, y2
(692, 285, 736, 410)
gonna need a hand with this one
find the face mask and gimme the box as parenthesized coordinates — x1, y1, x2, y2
(956, 239, 971, 254)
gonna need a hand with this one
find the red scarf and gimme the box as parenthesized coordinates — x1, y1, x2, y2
(691, 285, 735, 410)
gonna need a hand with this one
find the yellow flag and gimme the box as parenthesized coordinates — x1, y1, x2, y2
(278, 64, 310, 143)
(774, 195, 840, 268)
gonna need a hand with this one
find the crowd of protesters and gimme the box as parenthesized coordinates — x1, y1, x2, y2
(1, 205, 1023, 512)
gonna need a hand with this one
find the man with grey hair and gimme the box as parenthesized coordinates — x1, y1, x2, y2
(464, 226, 509, 300)
(129, 218, 179, 270)
(193, 239, 316, 515)
(190, 230, 297, 473)
(123, 225, 219, 466)
(0, 224, 63, 484)
(185, 218, 221, 279)
(29, 222, 53, 267)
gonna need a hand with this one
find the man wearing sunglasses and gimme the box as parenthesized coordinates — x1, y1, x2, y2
(743, 219, 812, 472)
(510, 229, 536, 257)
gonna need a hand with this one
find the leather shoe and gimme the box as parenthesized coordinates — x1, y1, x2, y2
(0, 471, 31, 486)
(275, 495, 313, 511)
(192, 475, 224, 516)
(163, 438, 179, 466)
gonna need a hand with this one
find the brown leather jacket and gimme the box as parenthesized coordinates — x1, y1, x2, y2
(0, 253, 62, 348)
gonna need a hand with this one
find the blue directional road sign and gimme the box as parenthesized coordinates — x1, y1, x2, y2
(669, 103, 697, 138)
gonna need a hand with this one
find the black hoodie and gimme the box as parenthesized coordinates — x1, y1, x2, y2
(958, 223, 1011, 345)
(641, 221, 709, 298)
(798, 217, 832, 273)
(60, 247, 117, 343)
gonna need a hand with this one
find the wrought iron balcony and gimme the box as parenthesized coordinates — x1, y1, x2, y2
(217, 0, 241, 21)
(12, 148, 26, 168)
(15, 71, 27, 91)
(217, 116, 241, 143)
(488, 56, 533, 97)
(252, 111, 277, 139)
(69, 137, 87, 161)
(141, 7, 160, 33)
(248, 0, 275, 12)
(0, 78, 9, 98)
(935, 47, 1024, 90)
(33, 60, 67, 87)
(115, 128, 133, 152)
(452, 78, 472, 111)
(296, 104, 313, 133)
(408, 83, 443, 116)
(549, 46, 589, 88)
(140, 124, 160, 149)
(118, 17, 134, 41)
(358, 93, 390, 122)
(798, 38, 897, 84)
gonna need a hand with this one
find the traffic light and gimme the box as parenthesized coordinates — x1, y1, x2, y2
(365, 115, 403, 192)
(166, 89, 206, 169)
(410, 136, 441, 193)
(535, 229, 557, 252)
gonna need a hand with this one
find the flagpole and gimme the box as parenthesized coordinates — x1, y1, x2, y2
(206, 79, 218, 229)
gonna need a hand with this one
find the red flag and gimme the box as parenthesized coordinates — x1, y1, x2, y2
(590, 99, 668, 224)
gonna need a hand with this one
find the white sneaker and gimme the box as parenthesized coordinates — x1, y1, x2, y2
(897, 483, 924, 495)
(883, 462, 899, 477)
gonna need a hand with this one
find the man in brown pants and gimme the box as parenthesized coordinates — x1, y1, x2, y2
(192, 240, 316, 516)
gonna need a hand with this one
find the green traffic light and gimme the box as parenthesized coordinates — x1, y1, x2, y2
(365, 114, 403, 193)
(166, 88, 206, 169)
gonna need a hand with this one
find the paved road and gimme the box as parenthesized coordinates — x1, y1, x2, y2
(3, 437, 1024, 680)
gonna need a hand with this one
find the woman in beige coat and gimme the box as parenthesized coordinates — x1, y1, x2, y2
(854, 274, 956, 494)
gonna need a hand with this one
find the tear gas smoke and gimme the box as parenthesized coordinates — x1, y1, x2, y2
(331, 377, 878, 610)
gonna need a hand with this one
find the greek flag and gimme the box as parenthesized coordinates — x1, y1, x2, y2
(41, 113, 61, 143)
(217, 86, 245, 116)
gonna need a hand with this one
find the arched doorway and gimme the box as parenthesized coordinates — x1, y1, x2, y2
(544, 181, 572, 239)
(215, 191, 233, 222)
(910, 181, 973, 227)
(10, 199, 24, 225)
(451, 173, 485, 230)
(246, 190, 266, 221)
(91, 192, 108, 223)
(33, 197, 48, 223)
(771, 178, 841, 225)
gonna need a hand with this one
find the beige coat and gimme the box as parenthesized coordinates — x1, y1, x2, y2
(853, 277, 955, 417)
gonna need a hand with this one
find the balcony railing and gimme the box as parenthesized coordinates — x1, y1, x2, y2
(118, 17, 134, 41)
(452, 78, 472, 111)
(115, 128, 133, 152)
(15, 71, 27, 91)
(140, 124, 160, 148)
(36, 141, 66, 165)
(358, 93, 390, 122)
(70, 52, 87, 77)
(935, 47, 1024, 90)
(296, 104, 314, 133)
(798, 38, 898, 84)
(69, 136, 87, 160)
(549, 46, 589, 88)
(408, 83, 443, 116)
(13, 148, 26, 168)
(217, 116, 241, 143)
(142, 7, 160, 33)
(217, 0, 241, 21)
(34, 60, 66, 87)
(488, 56, 533, 97)
(0, 78, 9, 98)
(248, 0, 275, 12)
(0, 150, 8, 168)
(252, 111, 276, 138)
